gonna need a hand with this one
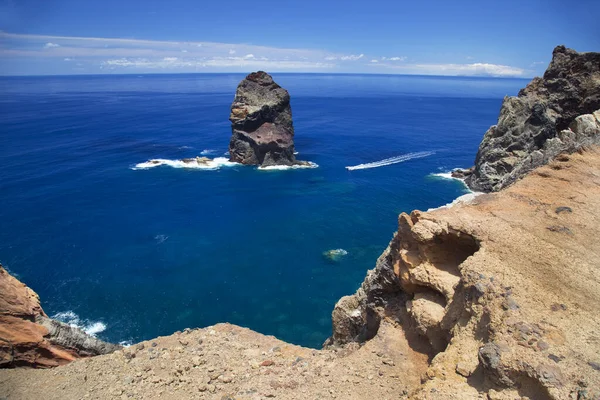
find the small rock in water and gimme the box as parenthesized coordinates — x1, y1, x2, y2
(322, 249, 348, 263)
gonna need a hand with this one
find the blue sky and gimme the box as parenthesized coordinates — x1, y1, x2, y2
(0, 0, 598, 76)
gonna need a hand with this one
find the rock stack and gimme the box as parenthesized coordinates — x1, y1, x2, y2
(229, 71, 308, 167)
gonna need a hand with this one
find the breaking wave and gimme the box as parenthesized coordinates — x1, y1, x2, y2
(430, 169, 471, 191)
(426, 192, 483, 212)
(200, 149, 216, 155)
(432, 172, 454, 180)
(258, 162, 319, 171)
(131, 157, 238, 170)
(51, 311, 107, 337)
(346, 151, 435, 170)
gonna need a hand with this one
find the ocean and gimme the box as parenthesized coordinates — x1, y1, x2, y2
(0, 73, 527, 348)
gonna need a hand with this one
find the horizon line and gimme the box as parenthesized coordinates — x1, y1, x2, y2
(0, 71, 534, 79)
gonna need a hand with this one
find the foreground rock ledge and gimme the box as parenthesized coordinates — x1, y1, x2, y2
(229, 71, 310, 167)
(328, 147, 600, 399)
(2, 148, 600, 399)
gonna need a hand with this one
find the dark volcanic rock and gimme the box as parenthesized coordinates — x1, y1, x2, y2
(466, 46, 600, 192)
(229, 71, 300, 167)
(450, 167, 474, 179)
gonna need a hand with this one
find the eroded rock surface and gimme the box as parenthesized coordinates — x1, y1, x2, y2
(0, 265, 120, 368)
(229, 71, 307, 167)
(327, 148, 600, 399)
(466, 46, 600, 192)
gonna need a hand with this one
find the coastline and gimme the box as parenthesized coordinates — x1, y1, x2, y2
(3, 147, 599, 398)
(1, 45, 599, 399)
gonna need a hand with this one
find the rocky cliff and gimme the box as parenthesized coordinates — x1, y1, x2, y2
(229, 71, 306, 167)
(327, 146, 600, 399)
(466, 46, 600, 192)
(0, 265, 120, 368)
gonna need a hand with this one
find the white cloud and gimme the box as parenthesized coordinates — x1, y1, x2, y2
(0, 32, 528, 77)
(340, 54, 364, 61)
(326, 54, 364, 61)
(101, 57, 334, 70)
(370, 62, 525, 77)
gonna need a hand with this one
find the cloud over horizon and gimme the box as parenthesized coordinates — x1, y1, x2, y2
(0, 32, 529, 77)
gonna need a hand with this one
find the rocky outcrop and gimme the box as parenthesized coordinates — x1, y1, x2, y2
(466, 46, 600, 192)
(0, 265, 120, 368)
(327, 148, 600, 399)
(229, 71, 309, 167)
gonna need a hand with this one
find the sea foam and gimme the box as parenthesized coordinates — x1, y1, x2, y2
(346, 151, 435, 170)
(258, 162, 319, 171)
(51, 311, 107, 337)
(426, 192, 483, 212)
(132, 157, 238, 170)
(430, 169, 471, 191)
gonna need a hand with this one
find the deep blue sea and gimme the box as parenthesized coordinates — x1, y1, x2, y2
(0, 73, 527, 347)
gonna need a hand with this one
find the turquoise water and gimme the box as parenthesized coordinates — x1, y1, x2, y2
(0, 73, 527, 347)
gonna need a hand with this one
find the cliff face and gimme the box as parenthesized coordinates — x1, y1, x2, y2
(466, 46, 600, 192)
(229, 71, 299, 167)
(0, 265, 120, 368)
(327, 147, 600, 399)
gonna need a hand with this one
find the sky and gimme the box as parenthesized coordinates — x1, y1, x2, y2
(0, 0, 598, 77)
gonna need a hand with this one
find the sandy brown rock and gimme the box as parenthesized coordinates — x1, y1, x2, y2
(328, 147, 600, 399)
(0, 265, 120, 368)
(0, 322, 429, 399)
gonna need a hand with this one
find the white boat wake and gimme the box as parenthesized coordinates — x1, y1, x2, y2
(346, 151, 435, 171)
